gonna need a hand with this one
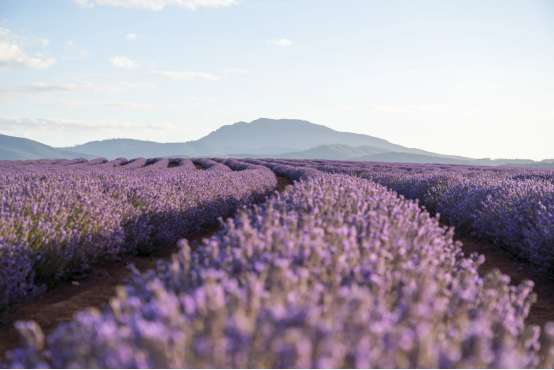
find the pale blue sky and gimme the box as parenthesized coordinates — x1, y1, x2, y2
(1, 0, 553, 159)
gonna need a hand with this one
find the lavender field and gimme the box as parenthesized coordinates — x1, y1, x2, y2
(2, 158, 554, 368)
(0, 158, 276, 313)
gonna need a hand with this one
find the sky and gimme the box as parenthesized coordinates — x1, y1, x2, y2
(1, 0, 554, 160)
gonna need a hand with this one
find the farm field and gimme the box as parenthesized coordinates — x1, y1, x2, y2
(2, 157, 554, 367)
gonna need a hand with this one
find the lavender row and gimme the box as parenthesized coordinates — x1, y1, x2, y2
(168, 157, 197, 170)
(6, 174, 554, 368)
(244, 159, 554, 275)
(0, 159, 277, 313)
(191, 158, 232, 172)
(238, 158, 323, 181)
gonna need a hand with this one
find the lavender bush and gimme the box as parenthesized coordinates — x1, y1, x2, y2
(6, 174, 554, 368)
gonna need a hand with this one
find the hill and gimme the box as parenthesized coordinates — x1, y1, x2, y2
(357, 152, 476, 165)
(0, 134, 98, 160)
(59, 139, 220, 160)
(196, 118, 469, 159)
(244, 145, 479, 164)
(6, 118, 550, 165)
(224, 144, 543, 166)
(58, 118, 470, 160)
(499, 161, 554, 168)
(277, 144, 389, 160)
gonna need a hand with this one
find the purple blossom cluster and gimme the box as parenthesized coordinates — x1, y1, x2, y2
(242, 159, 554, 275)
(6, 173, 554, 368)
(0, 158, 276, 313)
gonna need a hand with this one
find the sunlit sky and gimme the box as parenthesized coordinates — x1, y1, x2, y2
(1, 0, 554, 160)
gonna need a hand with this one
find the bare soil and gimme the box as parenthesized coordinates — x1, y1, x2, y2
(0, 176, 293, 360)
(194, 163, 205, 170)
(0, 226, 222, 360)
(277, 175, 294, 192)
(455, 233, 554, 328)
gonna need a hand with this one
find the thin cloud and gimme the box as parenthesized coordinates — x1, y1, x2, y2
(62, 49, 88, 63)
(0, 116, 177, 132)
(149, 70, 220, 81)
(223, 68, 247, 74)
(265, 39, 292, 46)
(54, 100, 178, 109)
(126, 33, 140, 40)
(361, 105, 447, 113)
(0, 27, 56, 71)
(70, 0, 239, 11)
(110, 56, 141, 69)
(71, 0, 94, 7)
(0, 81, 156, 101)
(62, 56, 87, 63)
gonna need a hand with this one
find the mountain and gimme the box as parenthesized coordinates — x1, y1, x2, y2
(7, 118, 549, 165)
(58, 118, 470, 160)
(272, 144, 390, 160)
(499, 161, 554, 168)
(0, 134, 99, 160)
(357, 152, 476, 165)
(232, 144, 479, 164)
(219, 144, 391, 160)
(59, 139, 222, 160)
(196, 118, 465, 159)
(223, 144, 545, 166)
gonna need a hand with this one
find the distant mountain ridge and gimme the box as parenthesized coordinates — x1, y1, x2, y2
(58, 139, 220, 160)
(0, 134, 98, 161)
(58, 118, 474, 160)
(1, 118, 551, 166)
(223, 144, 547, 167)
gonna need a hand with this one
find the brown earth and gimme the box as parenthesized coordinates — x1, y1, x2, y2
(0, 226, 222, 361)
(0, 176, 293, 361)
(277, 175, 294, 192)
(194, 163, 205, 170)
(455, 233, 554, 328)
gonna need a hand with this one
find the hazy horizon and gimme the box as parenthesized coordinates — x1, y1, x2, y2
(1, 0, 553, 160)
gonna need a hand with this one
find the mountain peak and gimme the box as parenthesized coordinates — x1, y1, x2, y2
(4, 118, 469, 161)
(196, 118, 403, 153)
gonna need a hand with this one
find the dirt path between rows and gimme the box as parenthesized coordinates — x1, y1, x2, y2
(0, 176, 293, 361)
(277, 175, 293, 193)
(456, 233, 554, 328)
(0, 226, 223, 361)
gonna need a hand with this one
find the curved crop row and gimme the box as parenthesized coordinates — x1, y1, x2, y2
(6, 174, 553, 368)
(0, 159, 277, 313)
(212, 158, 271, 172)
(169, 158, 197, 171)
(247, 159, 554, 275)
(241, 158, 322, 181)
(192, 158, 232, 172)
(121, 157, 147, 170)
